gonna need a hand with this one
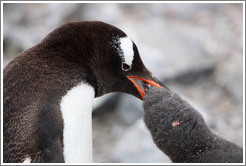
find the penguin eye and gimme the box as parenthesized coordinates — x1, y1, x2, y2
(122, 63, 131, 71)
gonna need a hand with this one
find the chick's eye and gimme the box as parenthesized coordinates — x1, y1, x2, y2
(122, 63, 131, 71)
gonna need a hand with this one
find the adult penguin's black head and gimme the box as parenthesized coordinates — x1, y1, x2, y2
(40, 21, 165, 99)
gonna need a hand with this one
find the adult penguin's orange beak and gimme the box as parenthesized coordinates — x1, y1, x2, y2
(127, 76, 164, 99)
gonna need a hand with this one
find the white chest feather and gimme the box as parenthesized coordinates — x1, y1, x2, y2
(60, 83, 95, 163)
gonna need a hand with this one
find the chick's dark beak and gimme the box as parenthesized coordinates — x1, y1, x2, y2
(127, 76, 164, 100)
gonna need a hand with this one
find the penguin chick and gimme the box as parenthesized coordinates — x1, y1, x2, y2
(143, 87, 243, 163)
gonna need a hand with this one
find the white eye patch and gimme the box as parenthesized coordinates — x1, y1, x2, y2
(112, 37, 134, 71)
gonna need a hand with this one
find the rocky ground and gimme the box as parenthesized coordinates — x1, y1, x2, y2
(2, 3, 244, 163)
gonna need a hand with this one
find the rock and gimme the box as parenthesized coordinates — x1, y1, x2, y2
(112, 120, 171, 163)
(114, 94, 143, 126)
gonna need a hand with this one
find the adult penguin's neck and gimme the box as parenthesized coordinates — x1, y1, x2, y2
(60, 82, 95, 163)
(33, 29, 99, 163)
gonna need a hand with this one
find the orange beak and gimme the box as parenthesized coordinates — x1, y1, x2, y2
(127, 76, 163, 99)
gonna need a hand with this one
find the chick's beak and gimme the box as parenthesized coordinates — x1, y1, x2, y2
(127, 76, 163, 99)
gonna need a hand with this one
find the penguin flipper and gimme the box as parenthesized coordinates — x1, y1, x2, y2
(31, 139, 65, 163)
(31, 104, 65, 163)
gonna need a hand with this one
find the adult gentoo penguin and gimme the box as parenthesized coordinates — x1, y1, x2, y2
(3, 21, 164, 163)
(143, 86, 243, 163)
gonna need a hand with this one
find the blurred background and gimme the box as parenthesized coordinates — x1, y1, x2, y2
(2, 3, 244, 163)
